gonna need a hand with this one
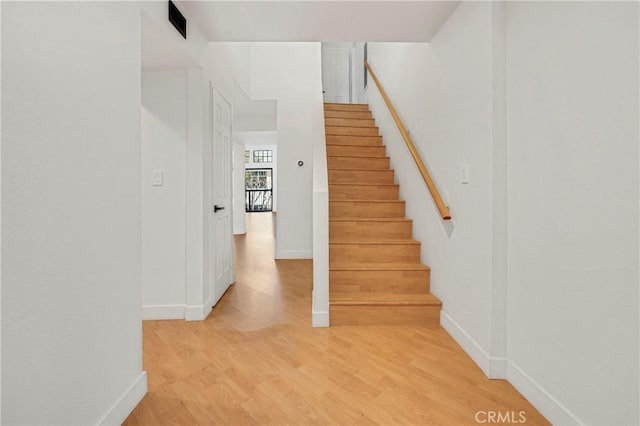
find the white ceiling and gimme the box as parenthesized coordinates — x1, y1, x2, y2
(181, 1, 460, 42)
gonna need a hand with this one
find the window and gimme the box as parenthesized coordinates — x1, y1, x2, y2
(245, 169, 272, 190)
(245, 168, 273, 212)
(245, 150, 250, 163)
(253, 149, 273, 163)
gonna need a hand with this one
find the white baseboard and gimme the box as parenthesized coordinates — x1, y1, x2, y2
(204, 297, 214, 318)
(98, 371, 147, 425)
(490, 357, 508, 378)
(507, 361, 582, 425)
(440, 311, 506, 379)
(185, 304, 204, 321)
(185, 300, 213, 321)
(142, 304, 184, 320)
(275, 249, 313, 259)
(441, 311, 582, 424)
(312, 310, 329, 327)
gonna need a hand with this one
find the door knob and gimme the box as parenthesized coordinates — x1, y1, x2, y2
(214, 205, 225, 213)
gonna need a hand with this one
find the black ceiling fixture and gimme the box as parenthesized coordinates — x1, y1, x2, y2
(168, 0, 187, 39)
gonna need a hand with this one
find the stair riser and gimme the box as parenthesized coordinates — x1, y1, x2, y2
(330, 221, 412, 240)
(324, 104, 369, 112)
(326, 145, 386, 157)
(326, 135, 382, 146)
(329, 184, 399, 200)
(330, 202, 405, 218)
(330, 269, 430, 294)
(326, 126, 379, 136)
(330, 243, 420, 264)
(328, 156, 390, 170)
(325, 118, 375, 128)
(328, 169, 394, 184)
(324, 110, 372, 119)
(330, 305, 440, 326)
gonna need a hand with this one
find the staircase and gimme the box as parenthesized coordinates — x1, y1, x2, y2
(324, 102, 442, 326)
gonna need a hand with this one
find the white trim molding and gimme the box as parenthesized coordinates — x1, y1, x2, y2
(142, 304, 185, 320)
(312, 310, 329, 327)
(441, 310, 582, 424)
(440, 311, 506, 379)
(185, 303, 212, 321)
(97, 372, 147, 425)
(275, 249, 312, 259)
(506, 361, 582, 425)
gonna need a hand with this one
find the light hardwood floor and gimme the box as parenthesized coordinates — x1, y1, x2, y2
(124, 213, 548, 425)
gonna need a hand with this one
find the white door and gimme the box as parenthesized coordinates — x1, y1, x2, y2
(321, 46, 351, 103)
(210, 86, 234, 305)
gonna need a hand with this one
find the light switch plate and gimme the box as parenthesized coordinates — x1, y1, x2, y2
(461, 164, 469, 184)
(152, 170, 164, 186)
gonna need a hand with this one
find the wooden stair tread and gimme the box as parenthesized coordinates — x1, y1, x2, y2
(329, 182, 397, 187)
(329, 167, 388, 171)
(329, 149, 387, 158)
(325, 118, 375, 122)
(330, 239, 420, 245)
(325, 123, 376, 128)
(326, 142, 382, 145)
(331, 293, 441, 306)
(327, 154, 387, 159)
(329, 218, 410, 222)
(327, 155, 388, 160)
(328, 167, 392, 171)
(327, 154, 389, 160)
(330, 262, 430, 271)
(329, 199, 403, 203)
(326, 135, 380, 140)
(324, 102, 368, 106)
(325, 117, 373, 120)
(326, 127, 379, 131)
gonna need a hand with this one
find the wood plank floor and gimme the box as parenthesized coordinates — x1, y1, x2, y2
(125, 213, 548, 425)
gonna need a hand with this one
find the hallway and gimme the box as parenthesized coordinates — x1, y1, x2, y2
(125, 213, 548, 425)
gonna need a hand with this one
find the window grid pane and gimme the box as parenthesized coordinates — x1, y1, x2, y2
(253, 150, 272, 163)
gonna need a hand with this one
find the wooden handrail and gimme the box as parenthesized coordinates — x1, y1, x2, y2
(365, 61, 451, 220)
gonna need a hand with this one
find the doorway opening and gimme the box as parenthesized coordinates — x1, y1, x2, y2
(234, 144, 278, 252)
(321, 42, 368, 104)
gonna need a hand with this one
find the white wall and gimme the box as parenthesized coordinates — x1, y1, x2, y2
(233, 81, 277, 132)
(366, 1, 639, 424)
(140, 0, 211, 322)
(212, 42, 323, 259)
(2, 2, 145, 424)
(367, 0, 497, 372)
(247, 43, 323, 259)
(233, 142, 247, 235)
(505, 3, 639, 424)
(208, 43, 235, 102)
(141, 69, 188, 319)
(2, 0, 217, 422)
(227, 42, 251, 95)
